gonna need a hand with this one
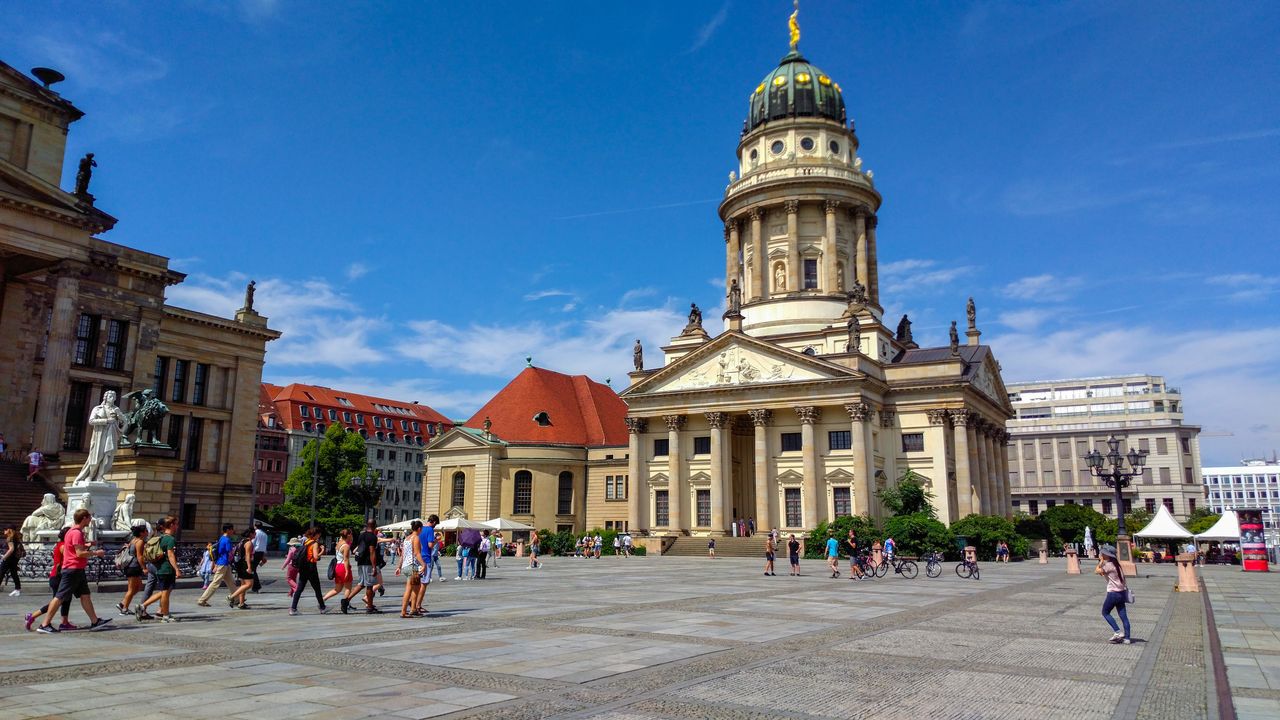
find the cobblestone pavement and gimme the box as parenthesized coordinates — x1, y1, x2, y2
(0, 555, 1245, 719)
(1202, 566, 1280, 720)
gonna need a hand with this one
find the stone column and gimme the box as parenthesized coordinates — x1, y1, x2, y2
(823, 200, 840, 293)
(725, 221, 740, 298)
(845, 402, 873, 517)
(750, 209, 764, 301)
(951, 410, 974, 518)
(867, 214, 880, 305)
(664, 414, 686, 532)
(796, 406, 821, 529)
(748, 409, 772, 530)
(626, 417, 646, 532)
(785, 200, 800, 293)
(852, 207, 869, 292)
(994, 430, 1010, 518)
(707, 412, 728, 535)
(966, 420, 982, 514)
(35, 265, 82, 453)
(972, 421, 990, 514)
(926, 409, 952, 519)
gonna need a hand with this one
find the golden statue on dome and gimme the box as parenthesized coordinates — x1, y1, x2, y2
(789, 0, 801, 51)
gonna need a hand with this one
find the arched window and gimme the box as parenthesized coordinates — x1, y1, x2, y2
(513, 470, 532, 514)
(557, 471, 574, 515)
(451, 471, 466, 509)
(376, 431, 385, 441)
(316, 423, 325, 434)
(302, 421, 312, 433)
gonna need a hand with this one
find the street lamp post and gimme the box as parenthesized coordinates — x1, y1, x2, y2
(308, 437, 320, 530)
(1083, 434, 1149, 570)
(361, 467, 379, 522)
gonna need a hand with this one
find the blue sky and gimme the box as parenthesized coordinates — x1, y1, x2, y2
(5, 1, 1278, 464)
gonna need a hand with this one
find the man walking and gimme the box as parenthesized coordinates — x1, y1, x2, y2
(344, 519, 383, 614)
(826, 530, 841, 579)
(137, 516, 181, 622)
(251, 521, 268, 592)
(196, 524, 236, 607)
(477, 531, 490, 579)
(36, 508, 111, 632)
(27, 447, 43, 482)
(845, 529, 865, 580)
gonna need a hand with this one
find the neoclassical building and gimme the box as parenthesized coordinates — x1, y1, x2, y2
(621, 19, 1013, 536)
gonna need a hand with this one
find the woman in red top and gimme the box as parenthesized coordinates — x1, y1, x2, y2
(24, 527, 72, 630)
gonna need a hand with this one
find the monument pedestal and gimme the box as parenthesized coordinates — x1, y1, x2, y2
(104, 452, 183, 529)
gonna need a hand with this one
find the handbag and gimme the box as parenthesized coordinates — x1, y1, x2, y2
(327, 556, 337, 580)
(1125, 588, 1136, 604)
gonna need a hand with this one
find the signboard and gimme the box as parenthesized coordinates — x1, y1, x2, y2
(1239, 509, 1269, 572)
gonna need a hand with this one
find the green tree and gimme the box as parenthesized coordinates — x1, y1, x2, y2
(882, 512, 954, 557)
(876, 472, 936, 518)
(1040, 504, 1109, 548)
(804, 514, 880, 559)
(1186, 512, 1220, 535)
(274, 424, 372, 536)
(951, 514, 1029, 560)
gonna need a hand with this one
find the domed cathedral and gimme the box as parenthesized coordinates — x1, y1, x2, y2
(621, 6, 1014, 538)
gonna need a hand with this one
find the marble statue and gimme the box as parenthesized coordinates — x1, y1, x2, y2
(728, 170, 736, 184)
(683, 303, 703, 333)
(966, 296, 977, 330)
(847, 314, 861, 354)
(244, 280, 256, 311)
(73, 390, 128, 485)
(112, 493, 137, 532)
(633, 339, 644, 371)
(950, 321, 960, 354)
(727, 279, 742, 313)
(895, 314, 913, 344)
(848, 280, 867, 307)
(21, 493, 65, 542)
(74, 152, 96, 196)
(853, 157, 862, 172)
(774, 264, 786, 291)
(121, 388, 169, 446)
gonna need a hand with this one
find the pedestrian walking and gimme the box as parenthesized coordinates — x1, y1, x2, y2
(787, 534, 801, 575)
(825, 531, 840, 578)
(115, 524, 148, 614)
(708, 537, 716, 559)
(136, 516, 180, 622)
(622, 533, 632, 557)
(227, 527, 255, 609)
(251, 521, 268, 592)
(477, 531, 490, 579)
(196, 524, 237, 607)
(996, 540, 1009, 563)
(24, 527, 71, 631)
(432, 534, 446, 581)
(528, 530, 541, 569)
(197, 544, 213, 589)
(397, 520, 427, 617)
(135, 517, 166, 619)
(289, 527, 328, 615)
(594, 533, 603, 558)
(845, 529, 865, 580)
(323, 528, 354, 608)
(492, 532, 502, 566)
(1, 526, 25, 595)
(417, 515, 438, 610)
(27, 447, 43, 481)
(1096, 544, 1132, 644)
(345, 520, 383, 614)
(612, 534, 621, 557)
(36, 508, 111, 633)
(764, 534, 777, 576)
(282, 538, 301, 595)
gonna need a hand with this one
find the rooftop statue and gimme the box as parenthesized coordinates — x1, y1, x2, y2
(633, 339, 644, 371)
(950, 320, 960, 355)
(895, 314, 913, 344)
(683, 303, 703, 334)
(74, 152, 96, 196)
(727, 278, 742, 314)
(967, 296, 977, 329)
(244, 280, 256, 311)
(847, 314, 861, 354)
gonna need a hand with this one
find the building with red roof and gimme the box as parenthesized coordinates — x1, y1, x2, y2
(253, 383, 288, 510)
(425, 366, 629, 535)
(265, 382, 453, 524)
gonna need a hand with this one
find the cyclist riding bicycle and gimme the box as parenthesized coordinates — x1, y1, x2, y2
(883, 536, 896, 561)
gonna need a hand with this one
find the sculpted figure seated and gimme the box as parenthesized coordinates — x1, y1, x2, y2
(22, 493, 65, 542)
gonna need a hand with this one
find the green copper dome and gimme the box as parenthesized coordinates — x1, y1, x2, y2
(747, 51, 846, 132)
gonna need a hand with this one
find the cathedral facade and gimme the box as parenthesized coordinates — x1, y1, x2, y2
(621, 22, 1014, 536)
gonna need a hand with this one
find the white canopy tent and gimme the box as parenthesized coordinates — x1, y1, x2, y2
(482, 517, 535, 531)
(1133, 505, 1193, 539)
(378, 519, 420, 533)
(1195, 510, 1241, 542)
(434, 518, 489, 531)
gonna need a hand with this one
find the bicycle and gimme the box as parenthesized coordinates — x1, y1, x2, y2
(955, 558, 980, 580)
(873, 554, 918, 579)
(923, 551, 944, 578)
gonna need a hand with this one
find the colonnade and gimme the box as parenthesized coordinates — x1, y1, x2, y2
(945, 409, 1012, 519)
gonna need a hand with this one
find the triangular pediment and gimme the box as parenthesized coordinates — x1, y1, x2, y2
(0, 160, 116, 231)
(429, 427, 499, 451)
(966, 352, 1012, 412)
(624, 332, 858, 396)
(824, 468, 854, 482)
(777, 469, 804, 482)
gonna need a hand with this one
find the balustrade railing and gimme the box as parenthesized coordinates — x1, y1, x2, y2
(17, 543, 207, 586)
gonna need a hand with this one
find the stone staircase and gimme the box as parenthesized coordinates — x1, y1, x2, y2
(0, 460, 55, 531)
(662, 535, 771, 558)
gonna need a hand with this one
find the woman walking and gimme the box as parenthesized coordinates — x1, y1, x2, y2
(116, 525, 148, 615)
(282, 538, 301, 595)
(397, 520, 426, 617)
(24, 527, 71, 630)
(1096, 544, 1132, 644)
(1, 526, 24, 596)
(228, 527, 256, 609)
(136, 516, 180, 623)
(322, 528, 353, 606)
(290, 527, 328, 616)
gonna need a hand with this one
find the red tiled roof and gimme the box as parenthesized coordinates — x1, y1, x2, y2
(266, 383, 452, 438)
(464, 367, 628, 447)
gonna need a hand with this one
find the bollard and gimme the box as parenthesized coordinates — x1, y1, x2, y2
(515, 540, 525, 558)
(1038, 548, 1048, 564)
(1175, 552, 1200, 592)
(1065, 548, 1080, 574)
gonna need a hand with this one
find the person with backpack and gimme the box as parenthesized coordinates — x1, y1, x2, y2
(290, 526, 328, 615)
(196, 524, 237, 607)
(224, 527, 256, 610)
(282, 538, 302, 595)
(24, 527, 71, 631)
(136, 516, 181, 622)
(114, 524, 149, 615)
(324, 528, 354, 609)
(1, 526, 24, 596)
(476, 531, 490, 580)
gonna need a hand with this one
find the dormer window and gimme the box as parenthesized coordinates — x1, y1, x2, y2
(802, 346, 817, 356)
(533, 411, 551, 427)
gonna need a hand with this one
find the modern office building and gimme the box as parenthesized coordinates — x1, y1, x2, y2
(1006, 374, 1202, 518)
(1202, 459, 1280, 547)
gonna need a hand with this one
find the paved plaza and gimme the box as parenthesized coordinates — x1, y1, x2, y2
(0, 555, 1274, 719)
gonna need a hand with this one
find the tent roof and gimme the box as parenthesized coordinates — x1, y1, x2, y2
(1195, 510, 1241, 541)
(1134, 505, 1193, 538)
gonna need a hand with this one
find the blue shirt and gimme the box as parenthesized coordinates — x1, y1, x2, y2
(419, 525, 436, 557)
(215, 536, 235, 565)
(825, 538, 839, 557)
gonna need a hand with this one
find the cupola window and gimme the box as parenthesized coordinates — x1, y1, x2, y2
(800, 137, 814, 152)
(770, 140, 785, 155)
(829, 140, 840, 155)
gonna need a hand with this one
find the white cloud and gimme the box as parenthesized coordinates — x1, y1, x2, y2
(619, 287, 658, 306)
(1000, 181, 1162, 217)
(1207, 273, 1280, 302)
(22, 30, 168, 92)
(1002, 274, 1084, 302)
(523, 289, 575, 301)
(689, 1, 731, 53)
(345, 262, 370, 281)
(995, 308, 1053, 332)
(880, 258, 975, 296)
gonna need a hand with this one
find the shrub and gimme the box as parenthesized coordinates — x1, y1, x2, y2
(1040, 504, 1109, 549)
(804, 514, 879, 559)
(876, 472, 937, 518)
(951, 514, 1028, 560)
(882, 512, 954, 558)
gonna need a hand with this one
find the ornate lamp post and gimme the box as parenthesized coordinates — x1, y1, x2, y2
(1083, 434, 1148, 568)
(360, 467, 381, 522)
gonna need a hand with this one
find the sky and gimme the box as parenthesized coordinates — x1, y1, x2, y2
(4, 1, 1278, 465)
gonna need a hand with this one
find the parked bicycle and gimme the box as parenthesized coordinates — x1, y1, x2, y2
(955, 558, 980, 580)
(870, 554, 918, 579)
(923, 550, 944, 578)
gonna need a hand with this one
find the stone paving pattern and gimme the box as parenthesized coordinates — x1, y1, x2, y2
(0, 554, 1263, 719)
